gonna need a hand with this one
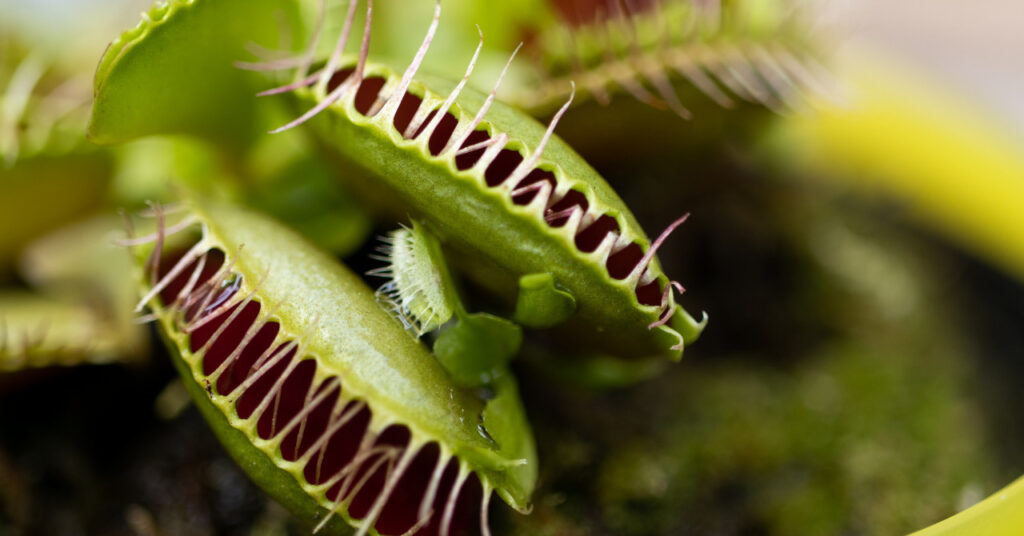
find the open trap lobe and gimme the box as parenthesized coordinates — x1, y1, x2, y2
(258, 0, 696, 348)
(143, 230, 496, 536)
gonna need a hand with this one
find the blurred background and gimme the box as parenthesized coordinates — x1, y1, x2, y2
(1, 0, 1022, 535)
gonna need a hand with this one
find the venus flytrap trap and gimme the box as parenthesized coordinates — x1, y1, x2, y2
(85, 0, 378, 259)
(371, 221, 522, 388)
(256, 0, 706, 362)
(371, 221, 459, 338)
(0, 48, 93, 165)
(88, 0, 306, 150)
(0, 291, 128, 371)
(0, 215, 150, 371)
(1, 43, 112, 277)
(125, 200, 536, 536)
(0, 46, 146, 372)
(512, 0, 828, 117)
(0, 218, 143, 373)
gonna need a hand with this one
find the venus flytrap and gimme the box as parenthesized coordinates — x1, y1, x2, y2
(371, 221, 522, 388)
(0, 152, 112, 278)
(510, 0, 827, 118)
(85, 0, 378, 259)
(258, 1, 706, 362)
(0, 291, 130, 371)
(88, 0, 305, 150)
(126, 200, 536, 536)
(0, 48, 146, 372)
(1, 45, 112, 277)
(371, 221, 459, 338)
(1, 216, 150, 371)
(1, 50, 93, 165)
(1, 0, 1016, 533)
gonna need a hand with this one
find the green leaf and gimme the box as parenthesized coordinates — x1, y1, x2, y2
(514, 272, 576, 328)
(89, 0, 305, 148)
(434, 313, 523, 388)
(132, 199, 537, 529)
(476, 373, 537, 512)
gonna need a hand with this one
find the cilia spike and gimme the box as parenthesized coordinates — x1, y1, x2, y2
(514, 0, 830, 117)
(125, 201, 536, 535)
(254, 0, 705, 360)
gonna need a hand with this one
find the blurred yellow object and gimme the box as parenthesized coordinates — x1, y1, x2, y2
(765, 42, 1024, 536)
(912, 475, 1024, 536)
(768, 45, 1024, 282)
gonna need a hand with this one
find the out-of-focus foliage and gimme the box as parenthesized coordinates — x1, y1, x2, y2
(0, 39, 109, 279)
(0, 216, 146, 371)
(0, 291, 128, 370)
(0, 35, 143, 370)
(764, 48, 1024, 286)
(0, 152, 111, 277)
(507, 202, 995, 536)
